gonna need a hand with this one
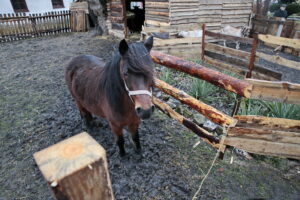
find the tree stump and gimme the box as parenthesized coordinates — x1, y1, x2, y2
(34, 132, 114, 200)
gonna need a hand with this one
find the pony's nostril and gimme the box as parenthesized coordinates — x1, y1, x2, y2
(151, 105, 155, 112)
(136, 107, 142, 114)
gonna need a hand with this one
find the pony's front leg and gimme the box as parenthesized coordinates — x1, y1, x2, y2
(110, 123, 126, 156)
(128, 123, 141, 153)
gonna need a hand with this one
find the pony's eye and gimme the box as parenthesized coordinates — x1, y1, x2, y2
(124, 71, 129, 76)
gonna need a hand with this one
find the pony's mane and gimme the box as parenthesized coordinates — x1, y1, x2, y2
(99, 42, 154, 116)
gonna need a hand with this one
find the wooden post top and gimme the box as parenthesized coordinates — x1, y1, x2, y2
(34, 132, 106, 183)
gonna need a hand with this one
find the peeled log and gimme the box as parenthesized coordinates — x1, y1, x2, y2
(151, 50, 253, 98)
(153, 97, 220, 149)
(154, 78, 237, 127)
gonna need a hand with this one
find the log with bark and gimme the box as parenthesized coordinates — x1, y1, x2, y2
(151, 50, 253, 98)
(154, 78, 237, 127)
(153, 97, 220, 148)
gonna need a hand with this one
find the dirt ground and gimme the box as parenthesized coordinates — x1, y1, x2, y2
(0, 32, 300, 200)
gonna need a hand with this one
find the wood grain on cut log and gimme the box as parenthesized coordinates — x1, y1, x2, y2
(258, 34, 300, 49)
(151, 50, 253, 98)
(153, 97, 220, 148)
(34, 132, 114, 200)
(246, 78, 300, 105)
(154, 78, 237, 127)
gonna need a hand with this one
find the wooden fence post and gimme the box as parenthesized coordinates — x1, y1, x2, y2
(34, 132, 114, 200)
(201, 23, 206, 60)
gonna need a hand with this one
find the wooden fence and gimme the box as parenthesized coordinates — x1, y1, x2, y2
(151, 50, 300, 160)
(0, 11, 71, 42)
(252, 15, 295, 38)
(201, 24, 282, 81)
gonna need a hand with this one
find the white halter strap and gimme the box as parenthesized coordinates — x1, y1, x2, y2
(123, 79, 152, 104)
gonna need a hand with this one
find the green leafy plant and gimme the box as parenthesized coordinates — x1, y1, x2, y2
(260, 101, 300, 120)
(159, 68, 174, 85)
(238, 99, 265, 116)
(189, 78, 220, 103)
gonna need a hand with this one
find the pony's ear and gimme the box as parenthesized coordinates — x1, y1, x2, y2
(144, 36, 153, 52)
(119, 39, 129, 56)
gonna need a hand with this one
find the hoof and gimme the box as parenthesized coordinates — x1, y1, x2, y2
(119, 150, 126, 157)
(135, 147, 142, 154)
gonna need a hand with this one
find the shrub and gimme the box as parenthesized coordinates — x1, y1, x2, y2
(238, 99, 265, 116)
(270, 3, 281, 12)
(159, 68, 174, 85)
(189, 78, 220, 103)
(270, 2, 300, 16)
(260, 101, 300, 120)
(287, 3, 300, 15)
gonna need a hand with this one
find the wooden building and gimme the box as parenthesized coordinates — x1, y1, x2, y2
(106, 0, 253, 38)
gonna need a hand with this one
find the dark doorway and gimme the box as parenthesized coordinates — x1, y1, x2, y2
(125, 0, 145, 33)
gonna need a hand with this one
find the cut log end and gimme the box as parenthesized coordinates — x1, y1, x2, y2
(34, 132, 114, 200)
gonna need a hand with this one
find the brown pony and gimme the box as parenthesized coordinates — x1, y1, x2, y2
(65, 37, 155, 156)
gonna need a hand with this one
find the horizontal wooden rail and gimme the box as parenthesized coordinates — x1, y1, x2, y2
(258, 34, 300, 49)
(205, 30, 254, 44)
(225, 115, 300, 160)
(247, 79, 300, 105)
(154, 78, 237, 127)
(253, 18, 286, 24)
(151, 50, 253, 98)
(234, 115, 300, 130)
(205, 42, 252, 60)
(256, 52, 300, 71)
(153, 97, 220, 148)
(223, 137, 300, 160)
(204, 56, 246, 76)
(204, 50, 282, 81)
(154, 37, 201, 46)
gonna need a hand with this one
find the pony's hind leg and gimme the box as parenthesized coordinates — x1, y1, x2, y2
(128, 123, 141, 153)
(110, 123, 126, 156)
(75, 101, 93, 126)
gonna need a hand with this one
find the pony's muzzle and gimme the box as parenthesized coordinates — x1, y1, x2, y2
(136, 105, 155, 119)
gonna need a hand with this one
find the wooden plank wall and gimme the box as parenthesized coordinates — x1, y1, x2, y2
(167, 0, 253, 31)
(221, 0, 252, 27)
(106, 0, 125, 38)
(145, 0, 170, 26)
(0, 11, 71, 42)
(170, 0, 199, 26)
(198, 0, 223, 31)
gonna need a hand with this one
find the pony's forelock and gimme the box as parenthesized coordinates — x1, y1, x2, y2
(99, 42, 154, 116)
